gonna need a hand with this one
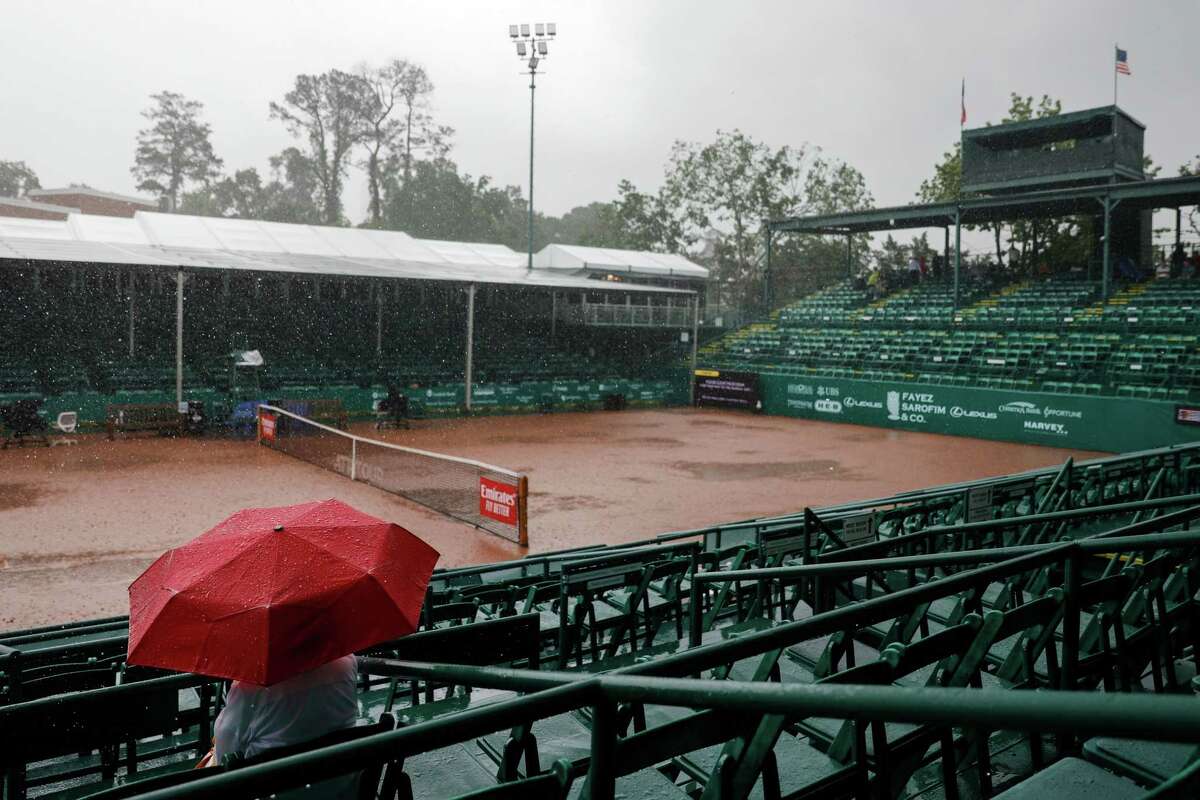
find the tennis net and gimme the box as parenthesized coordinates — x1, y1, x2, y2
(256, 404, 528, 546)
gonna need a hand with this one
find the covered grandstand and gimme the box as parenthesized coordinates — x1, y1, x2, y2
(701, 106, 1200, 452)
(0, 212, 708, 427)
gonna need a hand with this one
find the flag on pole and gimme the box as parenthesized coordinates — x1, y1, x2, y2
(960, 78, 967, 126)
(1116, 47, 1131, 75)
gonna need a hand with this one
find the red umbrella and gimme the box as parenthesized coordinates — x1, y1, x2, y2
(128, 499, 440, 685)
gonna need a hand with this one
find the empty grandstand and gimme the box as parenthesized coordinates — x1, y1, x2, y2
(0, 213, 708, 430)
(699, 106, 1200, 453)
(3, 442, 1199, 798)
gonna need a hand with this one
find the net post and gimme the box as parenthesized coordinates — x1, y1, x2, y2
(351, 438, 357, 482)
(256, 406, 262, 445)
(518, 474, 530, 548)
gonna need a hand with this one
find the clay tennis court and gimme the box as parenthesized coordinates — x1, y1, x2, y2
(0, 407, 1104, 629)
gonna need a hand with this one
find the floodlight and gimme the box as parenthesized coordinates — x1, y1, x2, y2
(516, 41, 527, 56)
(535, 23, 544, 35)
(547, 23, 556, 36)
(509, 24, 518, 38)
(528, 56, 539, 70)
(520, 23, 530, 36)
(536, 40, 548, 55)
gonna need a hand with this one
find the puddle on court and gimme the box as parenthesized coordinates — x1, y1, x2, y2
(669, 459, 857, 482)
(615, 436, 684, 447)
(0, 482, 48, 511)
(529, 492, 611, 512)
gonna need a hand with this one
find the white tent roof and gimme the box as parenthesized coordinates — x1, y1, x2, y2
(0, 211, 704, 294)
(533, 243, 708, 279)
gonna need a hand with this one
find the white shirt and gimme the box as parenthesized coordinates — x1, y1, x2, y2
(907, 257, 920, 273)
(214, 655, 359, 762)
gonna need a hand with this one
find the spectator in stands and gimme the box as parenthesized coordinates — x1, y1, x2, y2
(1186, 251, 1200, 279)
(918, 255, 928, 279)
(1006, 244, 1020, 274)
(1170, 243, 1186, 279)
(211, 654, 358, 767)
(932, 254, 944, 280)
(906, 255, 920, 286)
(1116, 254, 1140, 282)
(866, 267, 881, 300)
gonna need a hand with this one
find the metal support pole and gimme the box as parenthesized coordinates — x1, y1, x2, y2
(175, 270, 184, 409)
(763, 226, 773, 309)
(953, 211, 962, 310)
(944, 226, 950, 275)
(128, 271, 136, 358)
(1177, 208, 1183, 248)
(375, 288, 382, 358)
(1102, 197, 1112, 300)
(464, 284, 476, 412)
(845, 233, 852, 278)
(527, 69, 537, 270)
(550, 291, 557, 341)
(689, 293, 700, 405)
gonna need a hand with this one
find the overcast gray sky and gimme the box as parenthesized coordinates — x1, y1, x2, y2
(3, 1, 1197, 231)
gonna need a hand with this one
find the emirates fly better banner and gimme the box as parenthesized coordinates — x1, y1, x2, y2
(479, 476, 519, 526)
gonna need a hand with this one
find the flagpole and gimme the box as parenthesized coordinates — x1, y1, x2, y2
(1113, 43, 1118, 107)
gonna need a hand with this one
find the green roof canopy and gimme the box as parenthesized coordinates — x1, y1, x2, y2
(769, 175, 1200, 236)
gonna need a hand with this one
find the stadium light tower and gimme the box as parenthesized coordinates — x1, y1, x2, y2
(508, 22, 557, 269)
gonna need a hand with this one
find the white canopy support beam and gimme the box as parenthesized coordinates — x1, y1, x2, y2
(175, 269, 184, 409)
(464, 283, 476, 412)
(375, 286, 383, 357)
(689, 293, 700, 404)
(128, 270, 136, 358)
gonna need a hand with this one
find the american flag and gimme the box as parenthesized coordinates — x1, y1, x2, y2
(1116, 47, 1131, 75)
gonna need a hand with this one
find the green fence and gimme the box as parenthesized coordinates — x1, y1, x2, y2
(754, 372, 1198, 452)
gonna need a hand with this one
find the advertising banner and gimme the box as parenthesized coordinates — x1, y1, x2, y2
(259, 412, 277, 443)
(760, 373, 1198, 453)
(479, 476, 519, 526)
(694, 369, 761, 411)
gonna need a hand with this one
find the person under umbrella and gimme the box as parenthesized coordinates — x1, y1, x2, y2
(128, 499, 440, 780)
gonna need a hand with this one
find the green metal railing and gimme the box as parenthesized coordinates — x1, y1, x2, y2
(113, 669, 1200, 800)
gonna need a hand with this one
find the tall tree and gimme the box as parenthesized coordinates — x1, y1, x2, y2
(355, 60, 408, 226)
(131, 91, 223, 211)
(619, 131, 873, 307)
(0, 160, 40, 196)
(270, 70, 369, 225)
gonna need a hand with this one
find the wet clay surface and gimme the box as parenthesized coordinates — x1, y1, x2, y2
(0, 408, 1105, 630)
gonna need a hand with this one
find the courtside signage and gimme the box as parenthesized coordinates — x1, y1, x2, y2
(480, 476, 519, 526)
(259, 412, 277, 443)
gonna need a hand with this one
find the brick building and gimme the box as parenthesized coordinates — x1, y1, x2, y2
(25, 187, 156, 218)
(0, 196, 81, 221)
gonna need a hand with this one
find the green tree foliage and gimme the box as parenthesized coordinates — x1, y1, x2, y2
(131, 91, 223, 212)
(916, 144, 961, 204)
(380, 157, 526, 246)
(0, 160, 40, 196)
(270, 70, 371, 225)
(179, 149, 322, 224)
(604, 131, 871, 307)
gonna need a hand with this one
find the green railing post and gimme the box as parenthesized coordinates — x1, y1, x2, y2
(587, 698, 618, 800)
(1061, 548, 1082, 693)
(689, 577, 703, 648)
